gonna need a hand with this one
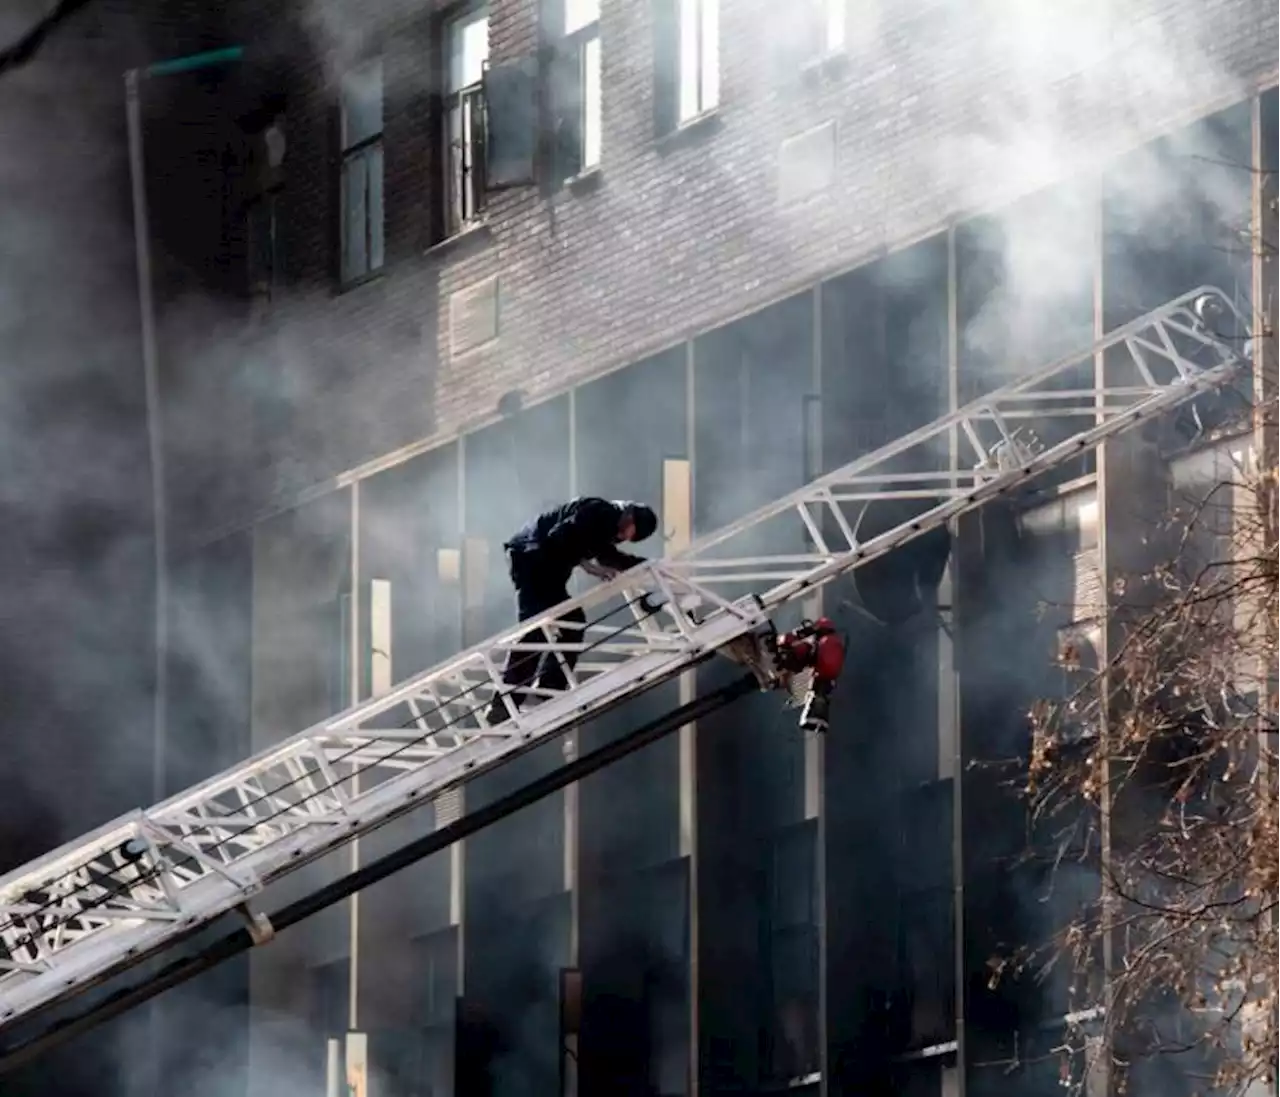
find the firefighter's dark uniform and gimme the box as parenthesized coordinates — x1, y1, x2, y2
(491, 498, 651, 720)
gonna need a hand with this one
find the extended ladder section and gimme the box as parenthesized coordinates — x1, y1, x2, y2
(0, 287, 1248, 1030)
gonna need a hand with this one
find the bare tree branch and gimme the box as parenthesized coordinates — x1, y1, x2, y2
(0, 0, 98, 79)
(1006, 442, 1279, 1094)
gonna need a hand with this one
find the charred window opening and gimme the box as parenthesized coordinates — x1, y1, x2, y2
(305, 959, 350, 1093)
(889, 780, 956, 1053)
(1056, 619, 1102, 742)
(339, 58, 385, 284)
(764, 820, 821, 1085)
(246, 191, 280, 304)
(239, 95, 287, 304)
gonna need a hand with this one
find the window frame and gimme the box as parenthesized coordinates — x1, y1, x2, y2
(338, 57, 386, 287)
(241, 109, 286, 302)
(245, 189, 281, 301)
(552, 0, 602, 181)
(1056, 618, 1103, 742)
(675, 0, 719, 126)
(443, 2, 491, 237)
(817, 0, 846, 57)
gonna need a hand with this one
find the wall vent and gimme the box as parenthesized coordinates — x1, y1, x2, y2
(449, 275, 499, 356)
(435, 787, 464, 830)
(779, 120, 837, 206)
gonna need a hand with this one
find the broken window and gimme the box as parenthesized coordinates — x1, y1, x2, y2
(444, 5, 490, 234)
(766, 821, 821, 1084)
(339, 58, 385, 284)
(653, 0, 719, 135)
(890, 781, 956, 1051)
(548, 0, 602, 183)
(1056, 619, 1102, 742)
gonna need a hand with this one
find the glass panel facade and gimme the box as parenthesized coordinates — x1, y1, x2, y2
(213, 90, 1272, 1097)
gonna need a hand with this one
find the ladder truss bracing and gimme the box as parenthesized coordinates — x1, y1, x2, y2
(0, 286, 1248, 1029)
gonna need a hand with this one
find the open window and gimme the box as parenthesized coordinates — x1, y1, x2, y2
(547, 0, 603, 184)
(482, 56, 540, 190)
(444, 5, 490, 234)
(339, 59, 385, 284)
(437, 2, 564, 209)
(441, 1, 539, 213)
(653, 0, 719, 136)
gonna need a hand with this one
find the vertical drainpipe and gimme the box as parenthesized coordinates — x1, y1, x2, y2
(454, 434, 468, 1005)
(348, 481, 362, 1032)
(1090, 173, 1118, 1097)
(1249, 88, 1279, 1020)
(566, 388, 581, 936)
(125, 75, 169, 1090)
(946, 222, 967, 1097)
(127, 53, 236, 1097)
(565, 388, 581, 1097)
(126, 67, 169, 814)
(125, 43, 246, 815)
(809, 283, 829, 1097)
(682, 337, 700, 1097)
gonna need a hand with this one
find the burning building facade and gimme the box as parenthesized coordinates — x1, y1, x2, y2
(28, 0, 1275, 1094)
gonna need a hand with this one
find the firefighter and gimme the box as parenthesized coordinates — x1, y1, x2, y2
(487, 497, 659, 725)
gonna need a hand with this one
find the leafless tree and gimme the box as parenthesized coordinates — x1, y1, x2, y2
(1007, 255, 1277, 1094)
(0, 0, 97, 78)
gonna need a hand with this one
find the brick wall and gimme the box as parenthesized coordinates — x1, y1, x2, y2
(153, 0, 1278, 549)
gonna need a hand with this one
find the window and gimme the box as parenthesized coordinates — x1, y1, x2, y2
(766, 823, 820, 1084)
(444, 6, 490, 235)
(812, 0, 846, 56)
(549, 0, 602, 181)
(246, 192, 280, 300)
(769, 0, 845, 77)
(654, 0, 719, 134)
(241, 105, 286, 302)
(1056, 620, 1102, 742)
(339, 59, 385, 284)
(677, 0, 719, 122)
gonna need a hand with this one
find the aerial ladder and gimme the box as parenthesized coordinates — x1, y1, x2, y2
(0, 286, 1249, 1047)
